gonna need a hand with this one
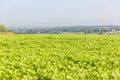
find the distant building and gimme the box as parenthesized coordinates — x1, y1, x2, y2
(111, 29, 116, 32)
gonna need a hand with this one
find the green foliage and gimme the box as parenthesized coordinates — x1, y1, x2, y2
(0, 24, 8, 32)
(0, 34, 120, 80)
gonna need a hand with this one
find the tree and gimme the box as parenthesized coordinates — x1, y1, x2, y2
(0, 24, 8, 32)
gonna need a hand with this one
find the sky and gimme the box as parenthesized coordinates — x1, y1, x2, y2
(0, 0, 120, 27)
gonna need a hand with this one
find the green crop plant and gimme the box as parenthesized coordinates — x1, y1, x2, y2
(0, 34, 120, 80)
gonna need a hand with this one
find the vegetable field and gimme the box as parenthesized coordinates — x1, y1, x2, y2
(0, 34, 120, 80)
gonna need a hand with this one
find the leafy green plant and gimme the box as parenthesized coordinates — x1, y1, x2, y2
(0, 34, 120, 80)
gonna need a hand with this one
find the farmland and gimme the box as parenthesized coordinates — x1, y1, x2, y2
(0, 34, 120, 80)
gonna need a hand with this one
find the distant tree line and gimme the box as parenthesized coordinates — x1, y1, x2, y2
(9, 26, 120, 34)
